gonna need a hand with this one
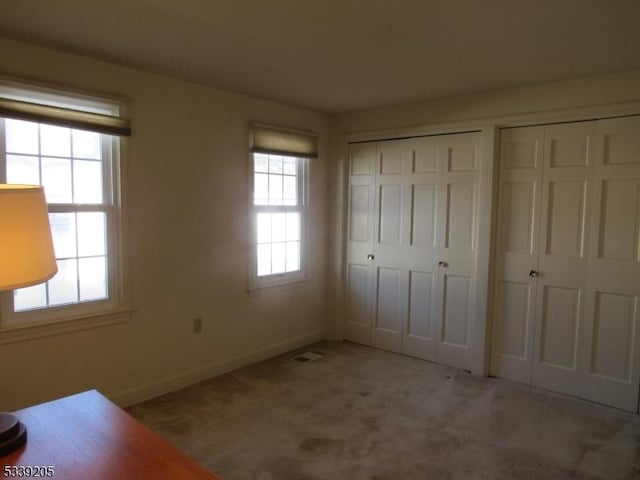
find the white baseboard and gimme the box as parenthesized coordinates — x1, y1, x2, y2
(110, 330, 327, 407)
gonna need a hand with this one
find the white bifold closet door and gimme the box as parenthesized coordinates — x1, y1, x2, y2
(344, 132, 481, 371)
(491, 116, 640, 412)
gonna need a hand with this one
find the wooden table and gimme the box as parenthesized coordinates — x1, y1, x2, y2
(2, 390, 220, 479)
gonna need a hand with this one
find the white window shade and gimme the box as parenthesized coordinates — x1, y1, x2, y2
(0, 98, 131, 137)
(251, 124, 317, 158)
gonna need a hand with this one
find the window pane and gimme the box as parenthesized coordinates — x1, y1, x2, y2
(286, 212, 300, 241)
(49, 213, 77, 258)
(74, 160, 103, 204)
(283, 175, 297, 205)
(7, 154, 39, 184)
(272, 213, 286, 242)
(271, 242, 286, 274)
(268, 174, 283, 205)
(14, 283, 47, 312)
(286, 242, 300, 272)
(5, 119, 38, 155)
(77, 212, 106, 256)
(283, 157, 297, 175)
(254, 173, 268, 205)
(72, 130, 101, 159)
(42, 157, 72, 203)
(257, 244, 271, 277)
(252, 153, 303, 283)
(40, 124, 71, 157)
(254, 153, 268, 173)
(48, 259, 79, 306)
(268, 156, 283, 174)
(79, 256, 107, 301)
(257, 213, 271, 244)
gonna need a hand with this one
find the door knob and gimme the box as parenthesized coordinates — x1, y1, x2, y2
(438, 261, 448, 268)
(529, 270, 538, 277)
(367, 254, 375, 260)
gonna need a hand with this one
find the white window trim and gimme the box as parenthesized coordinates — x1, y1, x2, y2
(248, 153, 310, 292)
(0, 80, 132, 343)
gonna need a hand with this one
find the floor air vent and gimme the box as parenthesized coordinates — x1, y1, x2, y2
(292, 352, 323, 363)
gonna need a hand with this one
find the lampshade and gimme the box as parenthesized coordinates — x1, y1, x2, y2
(0, 184, 57, 291)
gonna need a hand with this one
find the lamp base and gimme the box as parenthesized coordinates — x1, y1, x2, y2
(0, 412, 27, 457)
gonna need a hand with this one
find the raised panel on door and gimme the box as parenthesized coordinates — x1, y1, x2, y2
(344, 264, 372, 345)
(532, 122, 594, 396)
(446, 183, 475, 250)
(371, 266, 402, 353)
(591, 292, 636, 381)
(349, 185, 372, 243)
(492, 280, 533, 384)
(598, 180, 640, 262)
(350, 144, 375, 176)
(546, 181, 586, 258)
(410, 184, 437, 248)
(490, 126, 543, 384)
(583, 289, 640, 411)
(402, 269, 436, 361)
(500, 181, 536, 255)
(378, 185, 402, 245)
(581, 116, 640, 412)
(412, 137, 439, 173)
(446, 132, 479, 173)
(379, 144, 404, 175)
(583, 281, 640, 412)
(345, 142, 376, 345)
(539, 286, 580, 370)
(532, 284, 582, 396)
(437, 274, 472, 370)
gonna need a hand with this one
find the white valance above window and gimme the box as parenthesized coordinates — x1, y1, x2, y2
(250, 123, 317, 158)
(0, 97, 131, 137)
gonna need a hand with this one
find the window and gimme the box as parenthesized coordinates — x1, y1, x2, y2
(254, 153, 304, 277)
(249, 124, 316, 289)
(0, 81, 131, 333)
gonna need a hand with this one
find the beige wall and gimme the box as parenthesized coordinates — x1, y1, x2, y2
(0, 38, 330, 410)
(331, 70, 640, 133)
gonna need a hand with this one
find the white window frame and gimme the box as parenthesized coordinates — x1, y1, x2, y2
(0, 80, 131, 342)
(248, 153, 309, 291)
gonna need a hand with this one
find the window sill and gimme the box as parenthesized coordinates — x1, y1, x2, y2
(247, 275, 312, 296)
(0, 307, 135, 345)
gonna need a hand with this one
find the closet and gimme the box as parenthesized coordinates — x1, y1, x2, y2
(490, 116, 640, 412)
(344, 131, 481, 371)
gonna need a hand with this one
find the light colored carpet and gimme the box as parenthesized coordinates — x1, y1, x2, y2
(127, 341, 640, 479)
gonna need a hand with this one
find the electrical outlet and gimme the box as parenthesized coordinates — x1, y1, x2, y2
(193, 317, 203, 334)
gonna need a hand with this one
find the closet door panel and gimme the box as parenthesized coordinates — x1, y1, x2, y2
(490, 127, 543, 383)
(434, 133, 481, 370)
(345, 143, 376, 345)
(581, 116, 640, 412)
(400, 136, 444, 360)
(531, 122, 595, 397)
(370, 140, 412, 353)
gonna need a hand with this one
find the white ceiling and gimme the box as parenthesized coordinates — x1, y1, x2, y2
(0, 0, 639, 113)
